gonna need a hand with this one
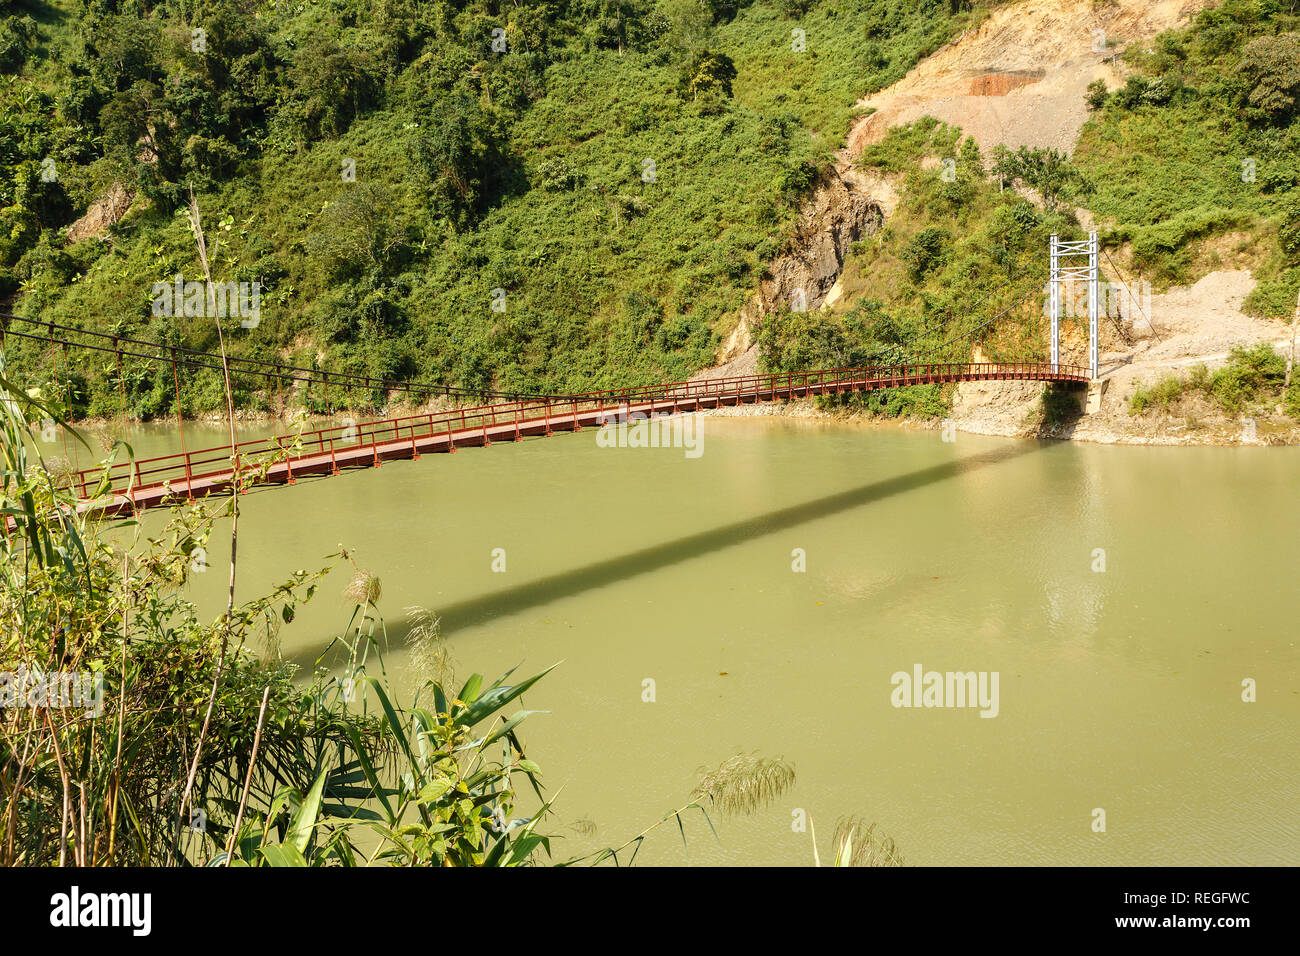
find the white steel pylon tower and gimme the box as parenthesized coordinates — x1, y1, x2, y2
(1048, 232, 1100, 379)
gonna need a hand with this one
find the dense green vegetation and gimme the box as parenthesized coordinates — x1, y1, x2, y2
(1074, 0, 1300, 316)
(1, 0, 997, 419)
(6, 0, 1296, 427)
(1129, 341, 1300, 418)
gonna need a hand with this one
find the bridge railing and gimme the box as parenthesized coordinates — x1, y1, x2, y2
(71, 362, 1089, 504)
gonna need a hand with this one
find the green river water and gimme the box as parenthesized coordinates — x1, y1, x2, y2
(80, 414, 1299, 866)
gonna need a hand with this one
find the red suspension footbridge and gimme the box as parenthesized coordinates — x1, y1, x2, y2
(52, 362, 1087, 517)
(2, 235, 1105, 518)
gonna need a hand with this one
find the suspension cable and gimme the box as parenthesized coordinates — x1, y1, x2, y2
(0, 311, 581, 403)
(1101, 249, 1162, 343)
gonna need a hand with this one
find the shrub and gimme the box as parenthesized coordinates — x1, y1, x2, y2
(1129, 345, 1293, 416)
(1239, 33, 1300, 123)
(679, 49, 738, 100)
(901, 226, 950, 280)
(0, 370, 558, 867)
(990, 145, 1089, 213)
(1208, 342, 1286, 410)
(1129, 375, 1187, 414)
(1085, 79, 1109, 111)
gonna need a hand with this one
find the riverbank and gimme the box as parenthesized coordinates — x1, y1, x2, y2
(700, 384, 1300, 447)
(57, 375, 1300, 454)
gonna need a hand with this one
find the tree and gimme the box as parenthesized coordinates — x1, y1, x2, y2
(679, 49, 737, 100)
(0, 14, 36, 72)
(415, 91, 500, 228)
(990, 145, 1089, 214)
(1280, 195, 1300, 264)
(661, 0, 712, 53)
(959, 136, 984, 177)
(756, 307, 872, 373)
(308, 183, 409, 278)
(902, 227, 950, 281)
(287, 37, 381, 138)
(1085, 79, 1109, 111)
(584, 0, 649, 54)
(1240, 33, 1300, 123)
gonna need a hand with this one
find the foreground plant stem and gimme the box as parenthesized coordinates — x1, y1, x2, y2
(175, 190, 242, 862)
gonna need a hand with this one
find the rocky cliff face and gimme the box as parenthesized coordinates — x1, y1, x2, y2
(710, 173, 883, 373)
(66, 182, 135, 243)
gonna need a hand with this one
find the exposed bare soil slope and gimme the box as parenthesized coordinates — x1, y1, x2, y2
(845, 0, 1212, 158)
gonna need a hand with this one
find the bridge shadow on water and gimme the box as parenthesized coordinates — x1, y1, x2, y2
(290, 439, 1048, 665)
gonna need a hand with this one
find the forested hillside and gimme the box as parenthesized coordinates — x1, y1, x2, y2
(3, 0, 1298, 423)
(0, 0, 995, 416)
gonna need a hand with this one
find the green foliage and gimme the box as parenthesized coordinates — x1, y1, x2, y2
(1126, 206, 1247, 277)
(902, 226, 950, 280)
(1243, 265, 1300, 317)
(859, 382, 947, 418)
(6, 1, 997, 413)
(1279, 194, 1300, 259)
(1085, 79, 1110, 111)
(0, 13, 36, 73)
(1074, 0, 1300, 289)
(1129, 343, 1298, 416)
(1239, 32, 1300, 123)
(1129, 373, 1190, 415)
(775, 159, 821, 204)
(1110, 75, 1180, 109)
(1207, 341, 1288, 410)
(222, 661, 559, 868)
(837, 120, 1077, 387)
(0, 366, 556, 867)
(680, 49, 738, 100)
(756, 306, 875, 372)
(990, 145, 1091, 214)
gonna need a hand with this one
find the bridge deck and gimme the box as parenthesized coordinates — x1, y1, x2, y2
(71, 363, 1090, 516)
